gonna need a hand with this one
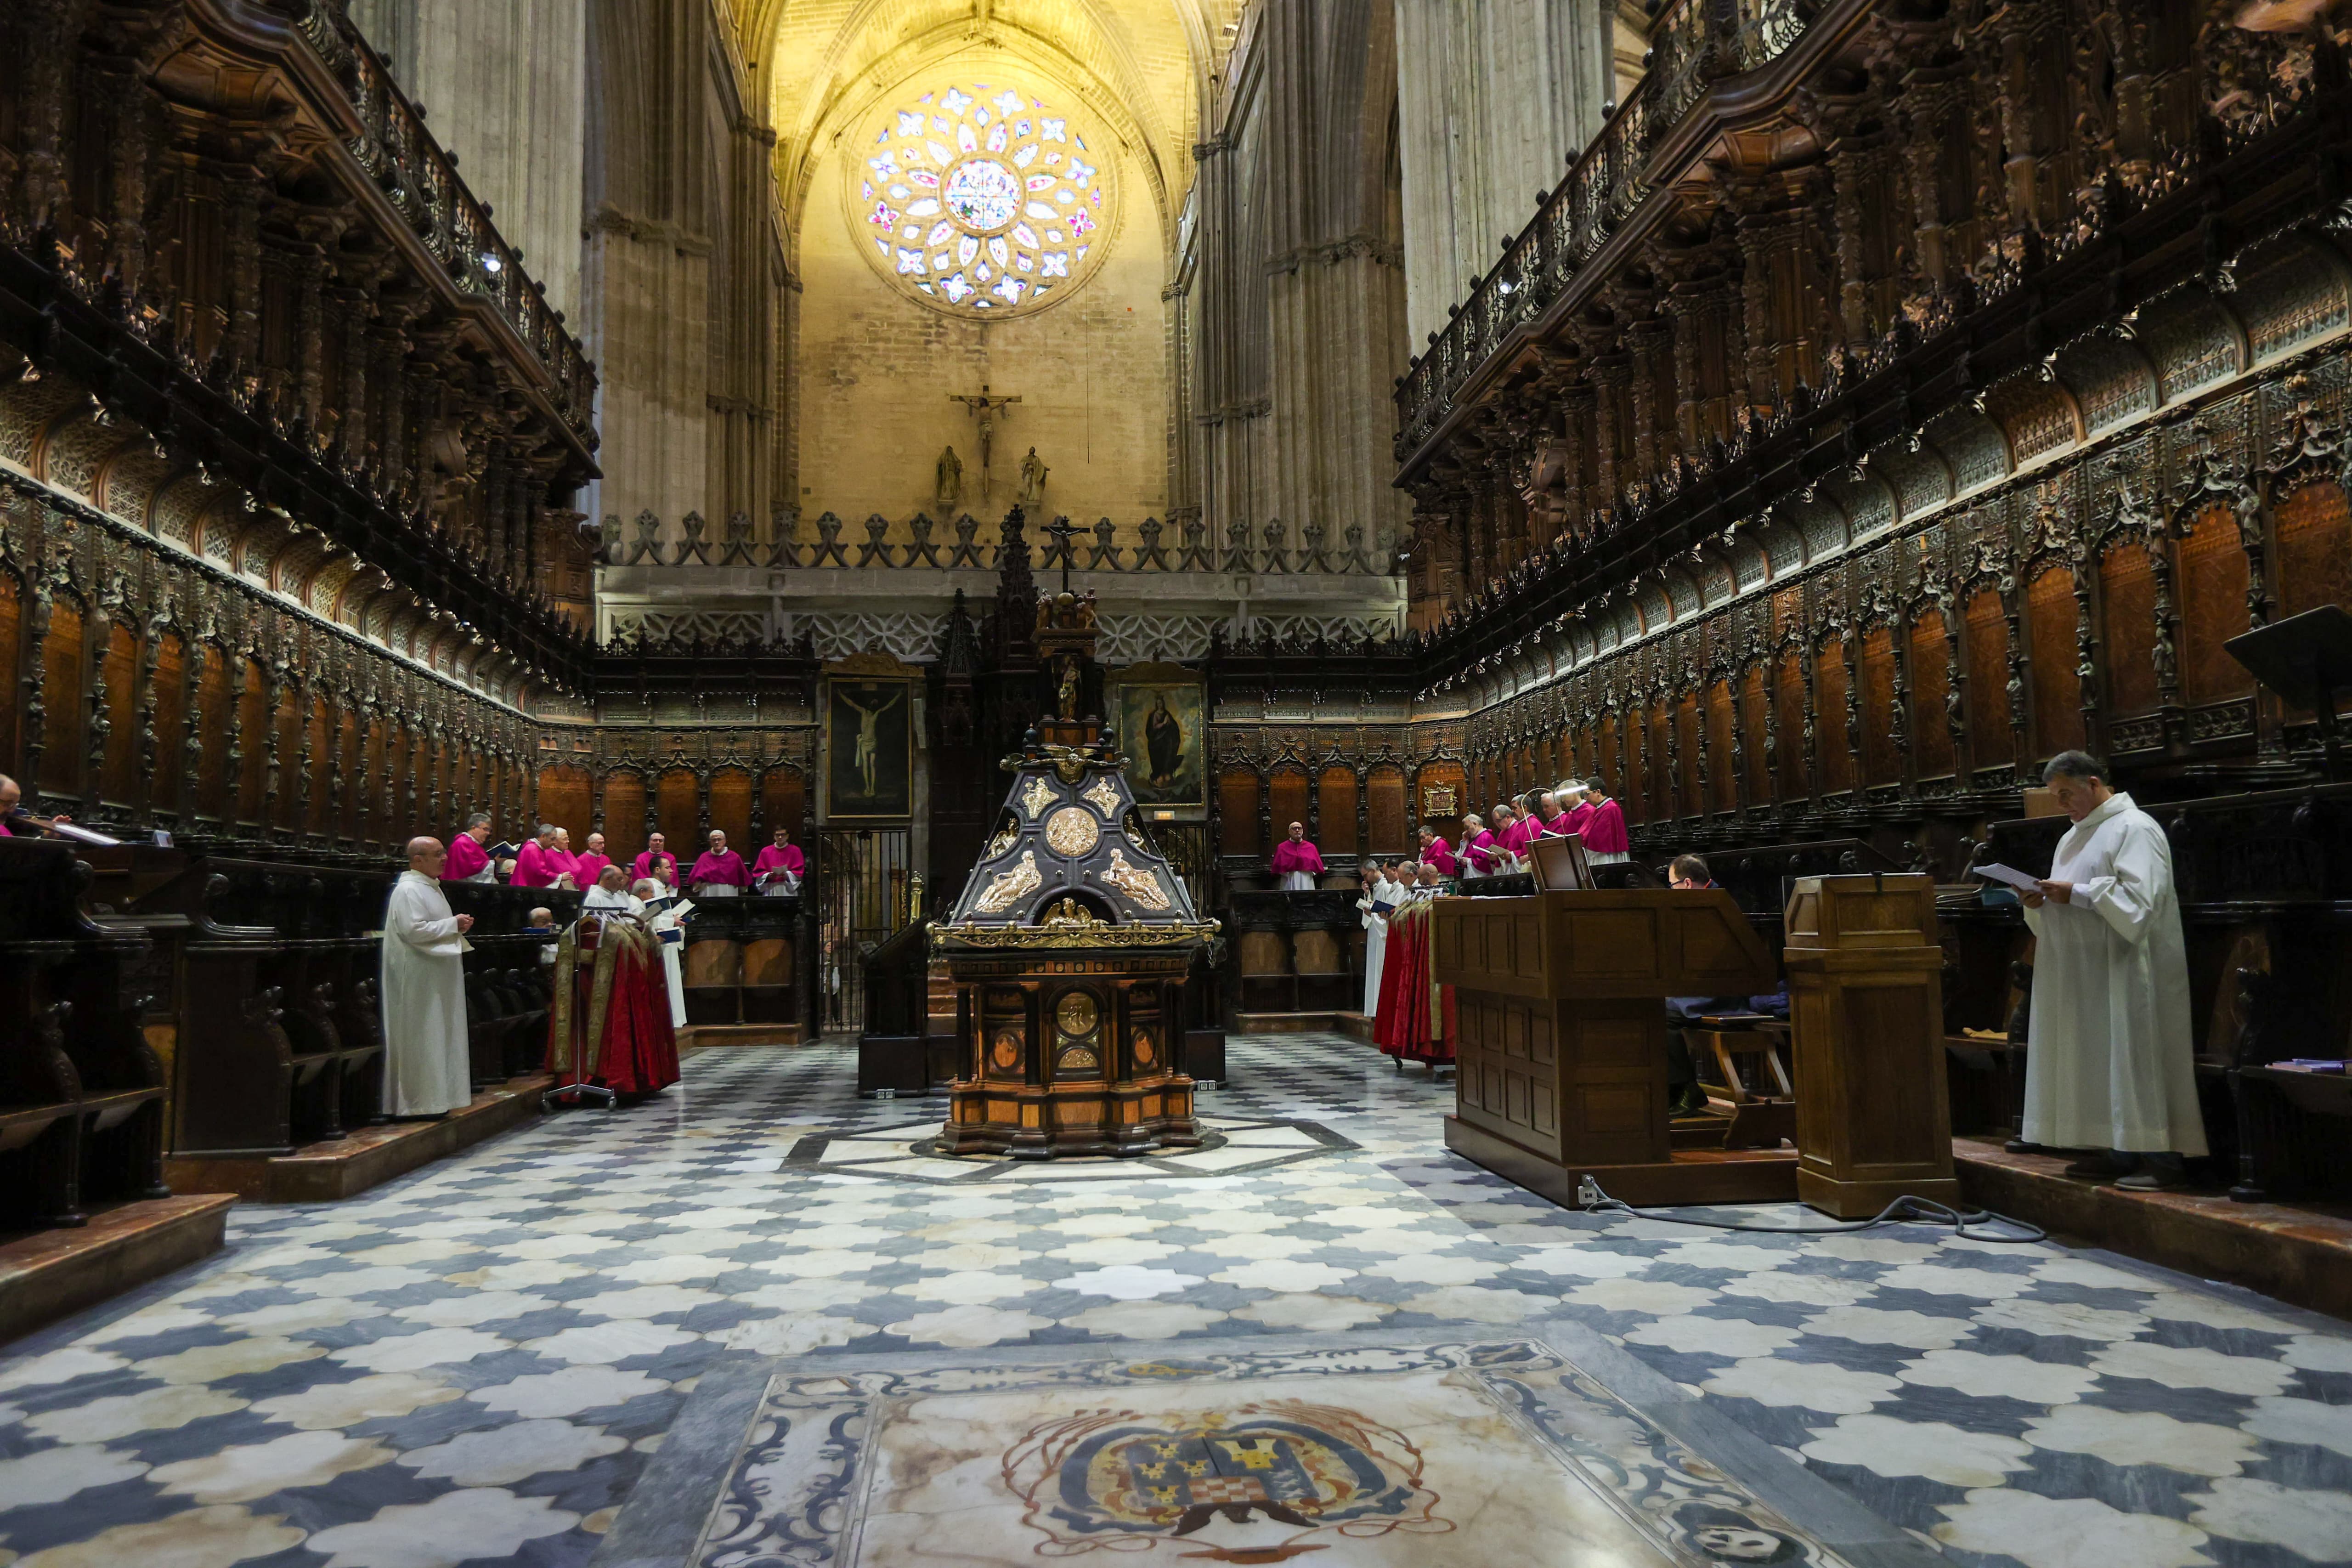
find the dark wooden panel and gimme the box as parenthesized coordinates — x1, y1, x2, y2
(1860, 625, 1899, 786)
(2278, 479, 2352, 622)
(1963, 588, 2013, 769)
(1815, 636, 1853, 794)
(601, 773, 647, 864)
(762, 766, 807, 844)
(657, 768, 699, 846)
(1675, 694, 1701, 819)
(2179, 502, 2254, 707)
(237, 660, 267, 827)
(1910, 615, 1955, 779)
(1218, 770, 1260, 856)
(2100, 541, 2160, 720)
(0, 572, 17, 764)
(1367, 765, 1406, 853)
(537, 766, 593, 845)
(1740, 667, 1769, 804)
(1773, 653, 1807, 799)
(1707, 680, 1736, 813)
(151, 633, 185, 819)
(1267, 769, 1309, 840)
(38, 599, 83, 797)
(2027, 563, 2085, 760)
(708, 767, 754, 848)
(1318, 767, 1358, 855)
(100, 621, 138, 806)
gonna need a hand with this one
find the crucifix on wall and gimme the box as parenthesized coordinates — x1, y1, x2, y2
(947, 384, 1021, 499)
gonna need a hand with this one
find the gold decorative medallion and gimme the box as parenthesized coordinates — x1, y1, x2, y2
(1044, 806, 1100, 859)
(1102, 848, 1171, 910)
(1083, 775, 1122, 817)
(975, 849, 1042, 913)
(1057, 1045, 1101, 1073)
(1020, 776, 1058, 819)
(1056, 991, 1098, 1036)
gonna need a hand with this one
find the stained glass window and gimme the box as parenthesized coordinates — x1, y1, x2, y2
(852, 79, 1116, 319)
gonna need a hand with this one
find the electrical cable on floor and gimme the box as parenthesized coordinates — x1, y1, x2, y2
(1572, 1176, 2048, 1245)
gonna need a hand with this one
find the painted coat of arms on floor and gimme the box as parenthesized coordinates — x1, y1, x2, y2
(1004, 1400, 1450, 1560)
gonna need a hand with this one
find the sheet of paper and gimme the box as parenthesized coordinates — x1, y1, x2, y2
(1970, 862, 2041, 892)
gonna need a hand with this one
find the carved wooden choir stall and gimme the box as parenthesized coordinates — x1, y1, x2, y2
(931, 725, 1219, 1157)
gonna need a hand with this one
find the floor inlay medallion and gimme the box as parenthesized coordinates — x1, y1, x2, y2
(782, 1115, 1357, 1183)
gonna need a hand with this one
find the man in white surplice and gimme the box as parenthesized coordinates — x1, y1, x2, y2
(2020, 751, 2207, 1189)
(381, 836, 476, 1117)
(1357, 863, 1400, 1016)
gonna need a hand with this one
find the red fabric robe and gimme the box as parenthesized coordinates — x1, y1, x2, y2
(547, 923, 680, 1097)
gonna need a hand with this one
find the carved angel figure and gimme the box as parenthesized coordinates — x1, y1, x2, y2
(975, 850, 1041, 915)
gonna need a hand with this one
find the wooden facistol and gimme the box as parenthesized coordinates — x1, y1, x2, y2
(1431, 886, 1794, 1207)
(1784, 873, 1959, 1216)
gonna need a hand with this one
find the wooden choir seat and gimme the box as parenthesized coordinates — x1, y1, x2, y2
(0, 841, 171, 1231)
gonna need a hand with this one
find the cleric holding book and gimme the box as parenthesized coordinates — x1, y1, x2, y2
(1270, 821, 1324, 891)
(2018, 751, 2206, 1191)
(753, 829, 804, 892)
(443, 813, 495, 881)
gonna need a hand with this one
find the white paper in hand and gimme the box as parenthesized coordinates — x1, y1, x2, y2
(1971, 862, 2041, 892)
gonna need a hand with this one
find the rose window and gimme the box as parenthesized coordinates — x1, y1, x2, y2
(851, 81, 1118, 318)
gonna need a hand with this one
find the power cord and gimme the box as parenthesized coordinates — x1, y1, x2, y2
(1572, 1175, 2048, 1245)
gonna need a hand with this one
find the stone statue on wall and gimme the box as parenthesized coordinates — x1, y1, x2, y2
(935, 445, 964, 512)
(1018, 446, 1048, 509)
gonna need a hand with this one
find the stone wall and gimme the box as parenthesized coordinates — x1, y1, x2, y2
(794, 113, 1172, 536)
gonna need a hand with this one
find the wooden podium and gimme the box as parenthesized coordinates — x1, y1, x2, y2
(1784, 874, 1960, 1216)
(1431, 890, 1795, 1206)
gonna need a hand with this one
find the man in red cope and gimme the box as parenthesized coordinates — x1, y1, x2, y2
(546, 899, 679, 1100)
(443, 812, 495, 881)
(572, 832, 614, 889)
(688, 829, 751, 896)
(632, 832, 679, 887)
(1576, 778, 1629, 865)
(1375, 861, 1456, 1070)
(1270, 820, 1324, 890)
(752, 828, 803, 892)
(510, 823, 564, 889)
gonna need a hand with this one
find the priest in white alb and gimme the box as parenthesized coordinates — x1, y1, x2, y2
(381, 836, 476, 1117)
(2019, 751, 2207, 1190)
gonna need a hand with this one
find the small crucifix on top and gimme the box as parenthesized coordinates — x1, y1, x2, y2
(947, 384, 1021, 497)
(1045, 514, 1079, 594)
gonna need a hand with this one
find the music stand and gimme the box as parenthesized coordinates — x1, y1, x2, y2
(2226, 605, 2352, 778)
(1528, 832, 1593, 892)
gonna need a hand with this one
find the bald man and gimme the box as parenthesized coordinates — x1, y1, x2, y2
(0, 773, 70, 837)
(380, 837, 476, 1117)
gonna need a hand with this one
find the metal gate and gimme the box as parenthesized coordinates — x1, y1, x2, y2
(814, 826, 913, 1033)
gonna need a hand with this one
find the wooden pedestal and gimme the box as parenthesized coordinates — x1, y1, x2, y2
(939, 951, 1200, 1157)
(1785, 874, 1961, 1217)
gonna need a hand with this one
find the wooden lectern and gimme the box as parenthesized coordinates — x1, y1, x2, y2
(1431, 889, 1794, 1206)
(1784, 873, 1960, 1216)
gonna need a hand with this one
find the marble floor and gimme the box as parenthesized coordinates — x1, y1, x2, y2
(0, 1034, 2346, 1568)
